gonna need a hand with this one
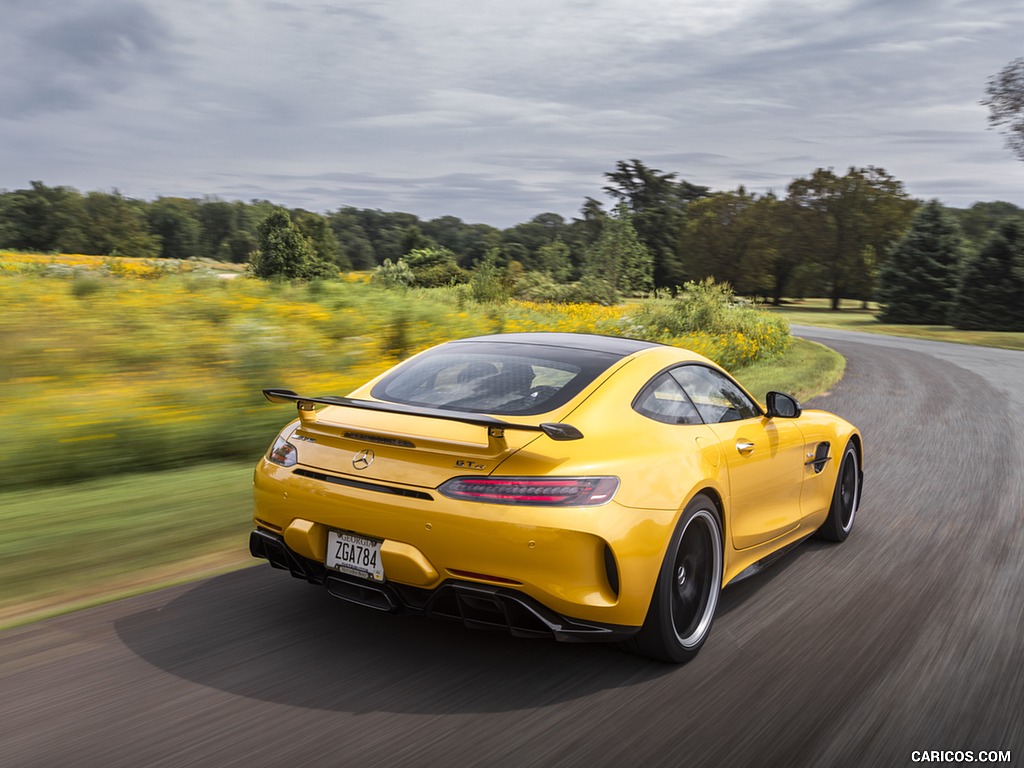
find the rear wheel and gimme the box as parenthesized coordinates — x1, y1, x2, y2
(629, 493, 723, 663)
(816, 440, 860, 542)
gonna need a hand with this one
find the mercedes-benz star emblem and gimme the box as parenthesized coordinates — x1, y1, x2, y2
(352, 449, 375, 470)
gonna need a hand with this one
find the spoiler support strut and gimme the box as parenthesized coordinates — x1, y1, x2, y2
(262, 388, 584, 441)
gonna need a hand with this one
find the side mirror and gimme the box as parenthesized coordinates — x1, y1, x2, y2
(766, 391, 802, 419)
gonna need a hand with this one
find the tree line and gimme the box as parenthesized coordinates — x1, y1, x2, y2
(1, 161, 1022, 315)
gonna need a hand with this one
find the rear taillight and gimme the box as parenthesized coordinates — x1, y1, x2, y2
(267, 436, 298, 467)
(438, 476, 618, 506)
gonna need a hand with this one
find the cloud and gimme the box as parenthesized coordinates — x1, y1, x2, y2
(0, 0, 175, 117)
(1, 0, 1022, 225)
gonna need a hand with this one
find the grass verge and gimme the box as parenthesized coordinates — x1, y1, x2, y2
(0, 462, 256, 629)
(770, 299, 1024, 351)
(733, 337, 846, 403)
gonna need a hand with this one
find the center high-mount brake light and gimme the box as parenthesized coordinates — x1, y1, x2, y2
(438, 476, 619, 506)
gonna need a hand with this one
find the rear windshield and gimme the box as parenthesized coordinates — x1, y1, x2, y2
(371, 341, 623, 416)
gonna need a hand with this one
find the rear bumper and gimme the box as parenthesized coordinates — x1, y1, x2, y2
(250, 529, 638, 643)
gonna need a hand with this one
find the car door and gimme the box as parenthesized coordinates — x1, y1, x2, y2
(670, 365, 806, 550)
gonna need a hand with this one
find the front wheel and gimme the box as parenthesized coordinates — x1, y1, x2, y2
(816, 440, 861, 542)
(628, 494, 723, 663)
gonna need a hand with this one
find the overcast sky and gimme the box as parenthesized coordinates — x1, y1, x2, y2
(1, 0, 1021, 228)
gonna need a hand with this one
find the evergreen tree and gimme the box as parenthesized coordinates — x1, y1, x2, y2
(584, 203, 653, 295)
(876, 200, 964, 324)
(249, 210, 335, 279)
(950, 221, 1024, 330)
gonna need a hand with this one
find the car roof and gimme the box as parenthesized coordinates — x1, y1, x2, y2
(452, 332, 663, 357)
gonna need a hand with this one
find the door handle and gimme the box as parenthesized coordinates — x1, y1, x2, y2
(736, 440, 755, 455)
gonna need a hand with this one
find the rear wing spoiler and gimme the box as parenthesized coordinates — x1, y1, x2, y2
(262, 388, 584, 441)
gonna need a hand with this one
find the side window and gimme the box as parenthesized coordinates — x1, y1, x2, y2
(670, 365, 761, 423)
(633, 373, 703, 425)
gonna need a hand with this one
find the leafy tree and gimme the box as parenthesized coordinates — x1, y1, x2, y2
(293, 210, 347, 269)
(786, 167, 915, 309)
(459, 223, 504, 267)
(498, 242, 529, 269)
(249, 210, 335, 279)
(0, 181, 86, 252)
(876, 200, 965, 324)
(982, 57, 1024, 162)
(421, 215, 466, 252)
(328, 207, 376, 270)
(419, 216, 501, 267)
(400, 224, 436, 255)
(81, 190, 161, 258)
(680, 187, 768, 294)
(534, 240, 573, 282)
(742, 192, 813, 304)
(355, 209, 421, 264)
(603, 159, 708, 288)
(952, 201, 1024, 250)
(195, 198, 242, 260)
(583, 203, 653, 295)
(502, 213, 569, 268)
(950, 221, 1024, 330)
(223, 230, 257, 264)
(147, 197, 200, 260)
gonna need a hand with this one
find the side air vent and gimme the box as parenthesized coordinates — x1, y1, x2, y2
(805, 442, 831, 474)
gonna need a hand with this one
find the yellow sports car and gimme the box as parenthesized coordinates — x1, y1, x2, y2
(250, 332, 862, 662)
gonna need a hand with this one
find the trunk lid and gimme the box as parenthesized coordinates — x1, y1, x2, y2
(290, 405, 540, 488)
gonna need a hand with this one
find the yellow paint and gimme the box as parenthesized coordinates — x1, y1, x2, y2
(254, 340, 861, 629)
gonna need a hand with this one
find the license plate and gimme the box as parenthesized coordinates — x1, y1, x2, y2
(326, 531, 384, 582)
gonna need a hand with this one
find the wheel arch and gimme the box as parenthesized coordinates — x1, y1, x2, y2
(845, 430, 864, 495)
(675, 486, 727, 574)
(692, 486, 726, 541)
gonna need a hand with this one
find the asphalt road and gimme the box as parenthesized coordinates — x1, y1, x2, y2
(2, 327, 1022, 768)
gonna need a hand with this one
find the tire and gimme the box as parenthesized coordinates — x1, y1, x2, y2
(816, 440, 861, 542)
(628, 493, 723, 663)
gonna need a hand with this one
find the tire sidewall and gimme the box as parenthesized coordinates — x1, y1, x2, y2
(640, 493, 723, 663)
(819, 441, 860, 542)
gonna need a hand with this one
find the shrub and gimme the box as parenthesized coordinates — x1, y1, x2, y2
(622, 279, 791, 368)
(516, 273, 620, 305)
(402, 247, 468, 288)
(370, 258, 415, 288)
(470, 253, 510, 303)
